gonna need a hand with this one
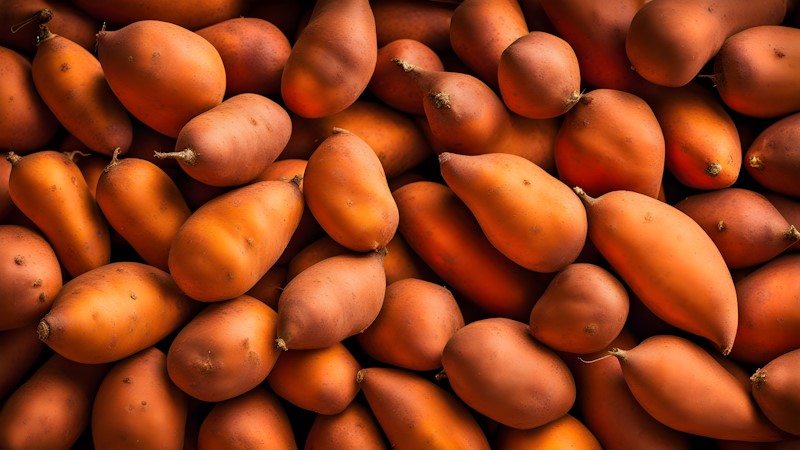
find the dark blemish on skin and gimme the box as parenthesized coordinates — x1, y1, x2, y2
(60, 62, 70, 72)
(14, 255, 24, 265)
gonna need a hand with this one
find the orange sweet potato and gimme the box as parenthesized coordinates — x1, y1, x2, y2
(96, 19, 226, 138)
(6, 150, 110, 278)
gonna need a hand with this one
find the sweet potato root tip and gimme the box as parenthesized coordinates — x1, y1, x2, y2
(428, 91, 452, 109)
(275, 337, 288, 351)
(705, 162, 722, 176)
(786, 225, 800, 242)
(36, 318, 50, 341)
(750, 368, 767, 389)
(608, 347, 628, 362)
(154, 148, 198, 165)
(748, 155, 765, 170)
(103, 148, 123, 172)
(391, 58, 417, 72)
(11, 9, 54, 34)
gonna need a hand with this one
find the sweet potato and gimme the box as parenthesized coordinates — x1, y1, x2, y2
(711, 25, 800, 118)
(674, 187, 800, 269)
(286, 236, 348, 282)
(393, 180, 552, 321)
(564, 328, 694, 450)
(498, 31, 582, 119)
(0, 0, 100, 55)
(529, 263, 629, 354)
(440, 317, 576, 429)
(763, 191, 800, 252)
(267, 342, 361, 415)
(574, 188, 738, 355)
(750, 348, 800, 436)
(155, 93, 292, 187)
(0, 46, 59, 153)
(356, 278, 464, 371)
(245, 265, 288, 311)
(197, 386, 297, 450)
(0, 324, 45, 400)
(439, 152, 587, 273)
(280, 0, 377, 118)
(397, 62, 511, 155)
(539, 0, 649, 92)
(280, 100, 433, 179)
(0, 158, 12, 221)
(167, 179, 304, 302)
(37, 261, 200, 364)
(6, 150, 110, 278)
(638, 81, 742, 190)
(303, 129, 399, 252)
(555, 88, 665, 198)
(399, 61, 559, 171)
(196, 17, 291, 96)
(609, 334, 789, 441)
(625, 0, 787, 87)
(95, 151, 191, 271)
(96, 19, 226, 138)
(730, 253, 800, 365)
(0, 353, 109, 450)
(91, 347, 189, 450)
(32, 25, 133, 156)
(492, 414, 602, 449)
(371, 0, 454, 53)
(368, 38, 445, 115)
(0, 224, 62, 330)
(166, 295, 280, 402)
(745, 111, 800, 198)
(304, 401, 387, 450)
(449, 0, 529, 88)
(357, 366, 491, 449)
(382, 232, 438, 285)
(275, 251, 386, 350)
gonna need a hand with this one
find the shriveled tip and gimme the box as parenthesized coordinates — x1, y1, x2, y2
(608, 347, 627, 362)
(750, 368, 766, 389)
(391, 57, 416, 73)
(275, 338, 288, 351)
(355, 369, 366, 384)
(573, 186, 594, 205)
(37, 318, 50, 341)
(437, 152, 452, 165)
